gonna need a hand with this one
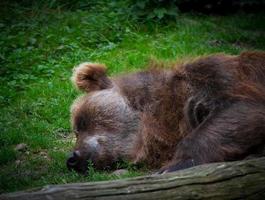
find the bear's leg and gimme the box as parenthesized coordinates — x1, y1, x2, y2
(159, 101, 265, 173)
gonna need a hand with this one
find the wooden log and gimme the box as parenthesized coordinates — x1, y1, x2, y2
(1, 157, 265, 200)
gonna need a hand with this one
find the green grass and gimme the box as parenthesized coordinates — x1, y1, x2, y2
(0, 2, 265, 193)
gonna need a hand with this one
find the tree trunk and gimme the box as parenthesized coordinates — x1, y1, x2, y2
(1, 157, 265, 200)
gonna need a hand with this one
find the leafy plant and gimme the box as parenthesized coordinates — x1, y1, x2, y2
(130, 0, 179, 21)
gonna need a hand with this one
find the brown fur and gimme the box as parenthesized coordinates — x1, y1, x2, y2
(67, 51, 265, 174)
(72, 63, 112, 92)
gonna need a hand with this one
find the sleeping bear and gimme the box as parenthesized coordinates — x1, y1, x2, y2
(67, 51, 265, 174)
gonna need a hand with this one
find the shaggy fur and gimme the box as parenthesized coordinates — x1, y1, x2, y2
(67, 51, 265, 174)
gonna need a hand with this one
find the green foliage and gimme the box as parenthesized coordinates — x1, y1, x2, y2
(129, 0, 265, 21)
(0, 0, 265, 194)
(1, 0, 99, 10)
(130, 0, 179, 21)
(0, 1, 132, 106)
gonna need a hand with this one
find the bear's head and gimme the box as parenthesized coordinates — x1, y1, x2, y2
(67, 63, 139, 173)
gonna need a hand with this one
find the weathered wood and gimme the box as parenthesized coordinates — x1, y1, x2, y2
(1, 157, 265, 200)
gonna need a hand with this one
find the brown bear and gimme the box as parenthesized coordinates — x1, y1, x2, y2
(67, 51, 265, 174)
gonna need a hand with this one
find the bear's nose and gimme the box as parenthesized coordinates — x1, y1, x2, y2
(67, 150, 81, 170)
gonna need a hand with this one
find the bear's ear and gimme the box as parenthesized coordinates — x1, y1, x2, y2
(184, 97, 210, 129)
(71, 62, 113, 92)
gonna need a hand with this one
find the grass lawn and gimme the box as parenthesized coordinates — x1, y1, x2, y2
(0, 2, 265, 193)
